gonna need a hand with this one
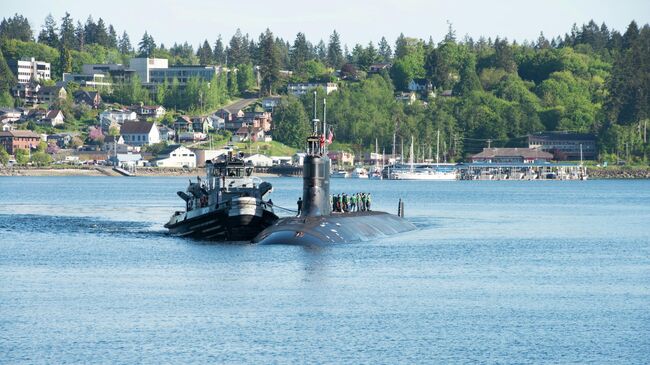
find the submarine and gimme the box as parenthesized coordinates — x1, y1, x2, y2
(252, 98, 416, 245)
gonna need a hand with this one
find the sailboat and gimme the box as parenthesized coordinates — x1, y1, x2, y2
(369, 138, 383, 180)
(390, 132, 458, 181)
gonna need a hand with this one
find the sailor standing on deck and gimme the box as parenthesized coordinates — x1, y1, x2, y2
(297, 197, 303, 216)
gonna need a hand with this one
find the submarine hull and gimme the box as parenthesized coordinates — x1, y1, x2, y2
(252, 211, 416, 245)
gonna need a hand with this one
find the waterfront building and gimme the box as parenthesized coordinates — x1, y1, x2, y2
(9, 58, 51, 84)
(153, 145, 196, 168)
(245, 153, 274, 167)
(287, 82, 338, 97)
(120, 121, 160, 146)
(0, 130, 41, 154)
(469, 148, 554, 163)
(528, 132, 596, 160)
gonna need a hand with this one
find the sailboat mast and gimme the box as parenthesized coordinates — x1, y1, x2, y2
(436, 129, 440, 164)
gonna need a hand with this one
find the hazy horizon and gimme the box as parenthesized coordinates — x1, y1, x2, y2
(3, 0, 650, 49)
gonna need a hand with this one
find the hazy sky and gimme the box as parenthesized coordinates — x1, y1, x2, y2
(4, 0, 649, 48)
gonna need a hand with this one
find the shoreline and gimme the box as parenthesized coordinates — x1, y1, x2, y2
(2, 166, 650, 179)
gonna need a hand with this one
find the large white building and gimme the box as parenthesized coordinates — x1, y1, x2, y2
(287, 82, 338, 97)
(10, 58, 51, 84)
(154, 145, 196, 168)
(129, 58, 222, 86)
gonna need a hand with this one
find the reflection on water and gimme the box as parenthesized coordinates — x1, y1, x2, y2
(1, 176, 650, 363)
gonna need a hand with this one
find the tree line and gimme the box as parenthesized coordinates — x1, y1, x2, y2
(0, 13, 649, 161)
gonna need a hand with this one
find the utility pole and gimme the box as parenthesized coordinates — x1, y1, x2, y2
(486, 139, 492, 149)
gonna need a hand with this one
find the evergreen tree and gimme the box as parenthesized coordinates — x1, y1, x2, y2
(118, 31, 133, 54)
(227, 29, 248, 66)
(0, 14, 33, 41)
(197, 40, 213, 65)
(258, 29, 280, 96)
(94, 18, 109, 47)
(291, 32, 311, 70)
(84, 16, 96, 44)
(0, 50, 16, 93)
(315, 40, 327, 63)
(74, 21, 85, 51)
(326, 30, 344, 68)
(213, 35, 225, 64)
(394, 33, 408, 59)
(59, 12, 75, 49)
(37, 14, 59, 48)
(138, 31, 156, 57)
(378, 36, 392, 62)
(59, 46, 72, 73)
(108, 25, 118, 49)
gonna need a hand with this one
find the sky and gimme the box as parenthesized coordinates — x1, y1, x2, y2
(3, 0, 650, 48)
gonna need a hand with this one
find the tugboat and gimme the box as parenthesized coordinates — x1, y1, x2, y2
(164, 153, 278, 241)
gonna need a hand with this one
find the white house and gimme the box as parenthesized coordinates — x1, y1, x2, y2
(99, 109, 137, 129)
(245, 154, 274, 167)
(39, 109, 65, 126)
(120, 121, 160, 146)
(154, 145, 196, 168)
(193, 148, 230, 167)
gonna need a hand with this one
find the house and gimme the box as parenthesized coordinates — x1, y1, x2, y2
(191, 116, 211, 134)
(12, 82, 41, 105)
(173, 116, 193, 132)
(39, 110, 65, 127)
(232, 126, 265, 142)
(0, 130, 41, 154)
(130, 105, 166, 119)
(395, 92, 417, 105)
(208, 115, 225, 130)
(153, 145, 196, 168)
(262, 96, 282, 111)
(245, 154, 274, 167)
(120, 121, 160, 146)
(47, 133, 75, 148)
(528, 132, 596, 160)
(102, 135, 132, 153)
(158, 126, 175, 141)
(408, 78, 432, 93)
(99, 109, 138, 129)
(327, 151, 355, 166)
(287, 82, 338, 97)
(38, 85, 67, 104)
(469, 148, 554, 163)
(0, 108, 23, 123)
(215, 108, 245, 122)
(73, 90, 102, 108)
(368, 63, 392, 73)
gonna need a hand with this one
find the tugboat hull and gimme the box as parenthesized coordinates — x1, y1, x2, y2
(165, 208, 278, 241)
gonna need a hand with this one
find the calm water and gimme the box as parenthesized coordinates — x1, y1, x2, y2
(1, 176, 649, 364)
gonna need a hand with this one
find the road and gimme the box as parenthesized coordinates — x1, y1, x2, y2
(221, 97, 258, 113)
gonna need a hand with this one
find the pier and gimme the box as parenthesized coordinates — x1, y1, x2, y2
(456, 162, 587, 180)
